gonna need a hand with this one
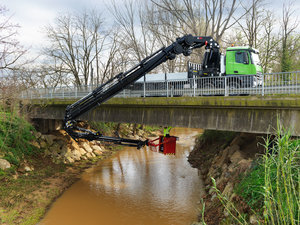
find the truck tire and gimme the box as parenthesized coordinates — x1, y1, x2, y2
(198, 80, 215, 89)
(228, 81, 240, 89)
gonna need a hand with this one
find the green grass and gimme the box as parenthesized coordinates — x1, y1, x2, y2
(143, 125, 160, 133)
(0, 209, 19, 224)
(89, 121, 159, 137)
(0, 162, 66, 206)
(212, 128, 300, 224)
(262, 131, 299, 225)
(90, 121, 117, 136)
(235, 159, 266, 210)
(0, 109, 39, 166)
(20, 208, 45, 225)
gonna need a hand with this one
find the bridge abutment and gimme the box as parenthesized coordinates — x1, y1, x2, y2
(32, 118, 62, 134)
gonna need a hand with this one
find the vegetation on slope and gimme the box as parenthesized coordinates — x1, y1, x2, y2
(211, 130, 300, 225)
(0, 109, 38, 166)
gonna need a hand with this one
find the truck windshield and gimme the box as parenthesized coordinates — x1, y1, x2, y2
(251, 53, 261, 65)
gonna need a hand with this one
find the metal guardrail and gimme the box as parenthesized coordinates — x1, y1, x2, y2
(188, 61, 202, 71)
(20, 71, 300, 99)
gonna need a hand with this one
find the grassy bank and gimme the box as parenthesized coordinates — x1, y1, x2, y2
(0, 108, 157, 224)
(0, 108, 58, 224)
(0, 149, 116, 225)
(207, 130, 300, 224)
(0, 110, 38, 166)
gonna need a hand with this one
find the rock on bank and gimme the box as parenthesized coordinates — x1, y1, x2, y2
(188, 131, 265, 224)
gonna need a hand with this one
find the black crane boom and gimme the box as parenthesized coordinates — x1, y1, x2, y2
(64, 35, 219, 148)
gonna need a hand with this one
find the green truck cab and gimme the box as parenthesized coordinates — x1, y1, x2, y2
(225, 46, 262, 76)
(188, 46, 263, 88)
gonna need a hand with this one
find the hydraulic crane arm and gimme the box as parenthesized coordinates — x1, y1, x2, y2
(64, 35, 219, 148)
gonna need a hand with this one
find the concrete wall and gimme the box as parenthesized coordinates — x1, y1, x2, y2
(26, 96, 300, 136)
(31, 118, 62, 133)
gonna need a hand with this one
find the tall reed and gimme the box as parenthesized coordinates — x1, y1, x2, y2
(262, 129, 299, 225)
(211, 128, 299, 224)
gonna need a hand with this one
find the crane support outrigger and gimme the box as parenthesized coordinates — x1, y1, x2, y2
(64, 35, 219, 148)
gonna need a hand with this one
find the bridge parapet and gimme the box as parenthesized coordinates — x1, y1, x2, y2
(21, 71, 300, 99)
(26, 96, 300, 136)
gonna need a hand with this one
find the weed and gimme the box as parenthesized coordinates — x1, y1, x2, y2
(90, 121, 116, 136)
(0, 209, 19, 224)
(209, 128, 299, 224)
(143, 125, 160, 133)
(235, 159, 266, 210)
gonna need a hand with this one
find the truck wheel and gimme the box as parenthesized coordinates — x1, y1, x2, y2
(201, 82, 215, 89)
(228, 81, 240, 89)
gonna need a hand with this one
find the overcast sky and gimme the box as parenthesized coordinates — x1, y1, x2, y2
(2, 0, 299, 55)
(3, 0, 114, 53)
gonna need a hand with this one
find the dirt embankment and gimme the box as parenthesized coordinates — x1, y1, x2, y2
(0, 123, 150, 225)
(188, 131, 265, 225)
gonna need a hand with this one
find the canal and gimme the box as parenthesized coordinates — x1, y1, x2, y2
(40, 128, 204, 225)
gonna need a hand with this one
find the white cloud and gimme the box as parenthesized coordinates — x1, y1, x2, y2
(1, 0, 299, 58)
(2, 0, 108, 55)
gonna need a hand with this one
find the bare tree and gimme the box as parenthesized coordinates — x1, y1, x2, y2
(259, 10, 279, 72)
(146, 0, 261, 72)
(109, 0, 157, 66)
(235, 0, 266, 48)
(280, 1, 299, 72)
(146, 2, 188, 72)
(0, 6, 27, 74)
(233, 0, 281, 72)
(43, 10, 107, 87)
(151, 0, 253, 42)
(97, 30, 124, 84)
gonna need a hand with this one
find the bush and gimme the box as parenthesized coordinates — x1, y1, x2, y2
(0, 109, 37, 166)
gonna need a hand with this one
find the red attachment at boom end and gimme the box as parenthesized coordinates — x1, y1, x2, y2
(148, 135, 177, 155)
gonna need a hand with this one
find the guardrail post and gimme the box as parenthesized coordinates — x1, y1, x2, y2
(193, 78, 196, 97)
(225, 77, 228, 96)
(166, 80, 169, 97)
(262, 74, 264, 96)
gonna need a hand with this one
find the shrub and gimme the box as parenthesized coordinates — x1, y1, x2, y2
(0, 109, 37, 166)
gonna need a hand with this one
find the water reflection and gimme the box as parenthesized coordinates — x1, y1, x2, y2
(40, 128, 204, 225)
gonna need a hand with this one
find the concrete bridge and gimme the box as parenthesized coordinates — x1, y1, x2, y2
(25, 95, 300, 136)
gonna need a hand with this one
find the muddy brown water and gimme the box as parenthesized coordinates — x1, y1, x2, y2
(40, 128, 204, 225)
